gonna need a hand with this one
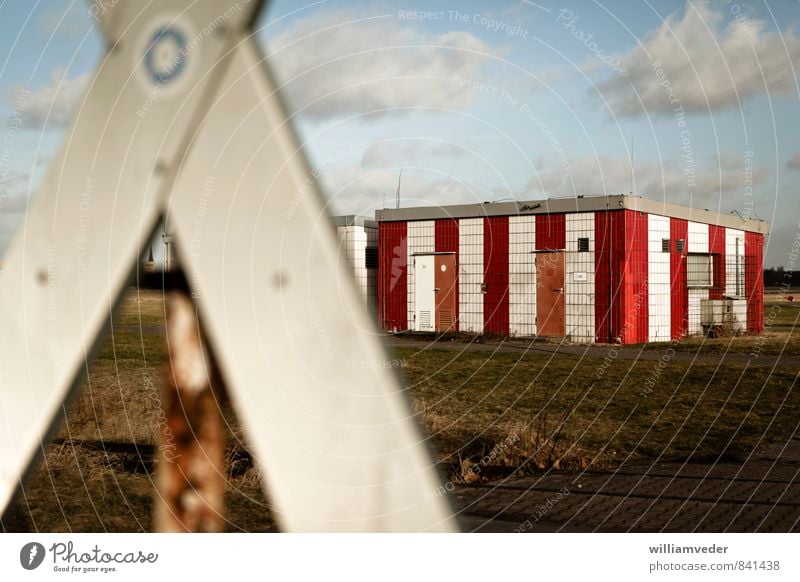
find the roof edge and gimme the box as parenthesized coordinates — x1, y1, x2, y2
(374, 195, 769, 234)
(331, 215, 377, 229)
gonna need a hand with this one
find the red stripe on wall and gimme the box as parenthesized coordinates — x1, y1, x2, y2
(435, 219, 459, 331)
(536, 214, 566, 250)
(594, 210, 625, 343)
(745, 231, 764, 332)
(483, 216, 509, 334)
(378, 222, 407, 332)
(621, 210, 649, 344)
(709, 225, 726, 300)
(670, 218, 689, 339)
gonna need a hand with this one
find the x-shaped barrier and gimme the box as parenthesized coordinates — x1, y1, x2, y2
(0, 0, 456, 532)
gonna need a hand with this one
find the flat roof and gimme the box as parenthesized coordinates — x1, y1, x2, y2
(330, 215, 377, 229)
(375, 195, 769, 234)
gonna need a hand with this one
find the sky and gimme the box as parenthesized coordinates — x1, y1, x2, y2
(0, 0, 798, 267)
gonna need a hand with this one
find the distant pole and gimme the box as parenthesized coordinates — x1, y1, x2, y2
(162, 228, 174, 272)
(156, 291, 226, 532)
(396, 168, 403, 209)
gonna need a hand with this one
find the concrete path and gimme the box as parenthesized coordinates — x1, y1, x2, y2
(451, 441, 800, 532)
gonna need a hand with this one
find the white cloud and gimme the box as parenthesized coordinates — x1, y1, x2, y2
(520, 154, 769, 209)
(597, 0, 800, 116)
(12, 69, 89, 128)
(361, 139, 466, 167)
(763, 189, 800, 267)
(266, 8, 493, 120)
(315, 161, 490, 216)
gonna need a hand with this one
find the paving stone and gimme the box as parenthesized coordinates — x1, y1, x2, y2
(453, 440, 800, 532)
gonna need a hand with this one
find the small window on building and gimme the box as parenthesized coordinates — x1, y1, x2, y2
(365, 247, 378, 270)
(676, 239, 685, 253)
(661, 238, 670, 253)
(687, 253, 713, 287)
(577, 237, 589, 252)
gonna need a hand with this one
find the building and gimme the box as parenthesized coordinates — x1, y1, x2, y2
(332, 215, 378, 312)
(376, 195, 768, 343)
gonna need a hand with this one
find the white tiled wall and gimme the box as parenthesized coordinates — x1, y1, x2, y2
(336, 225, 373, 305)
(687, 288, 709, 334)
(565, 213, 595, 342)
(648, 214, 671, 341)
(687, 221, 709, 253)
(508, 216, 536, 336)
(687, 221, 709, 334)
(406, 221, 434, 330)
(459, 218, 484, 333)
(725, 228, 745, 297)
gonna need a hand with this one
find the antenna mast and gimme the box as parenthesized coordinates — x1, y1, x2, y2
(396, 168, 403, 209)
(629, 138, 635, 195)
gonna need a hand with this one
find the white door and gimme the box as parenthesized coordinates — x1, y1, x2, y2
(414, 255, 436, 331)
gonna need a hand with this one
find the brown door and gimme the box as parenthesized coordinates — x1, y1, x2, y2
(536, 251, 565, 336)
(434, 254, 457, 332)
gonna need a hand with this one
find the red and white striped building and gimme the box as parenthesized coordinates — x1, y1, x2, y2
(376, 195, 768, 344)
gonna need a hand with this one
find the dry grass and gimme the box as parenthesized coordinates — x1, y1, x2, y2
(764, 301, 800, 327)
(3, 290, 274, 532)
(3, 443, 274, 532)
(398, 346, 800, 482)
(641, 328, 800, 356)
(4, 290, 799, 530)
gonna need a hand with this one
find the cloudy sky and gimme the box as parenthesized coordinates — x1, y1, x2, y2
(0, 0, 798, 267)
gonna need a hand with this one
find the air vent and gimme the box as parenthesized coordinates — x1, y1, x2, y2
(662, 238, 670, 253)
(577, 237, 589, 252)
(439, 310, 452, 329)
(419, 311, 432, 329)
(676, 239, 685, 253)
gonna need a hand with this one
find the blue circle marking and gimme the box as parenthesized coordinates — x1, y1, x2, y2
(144, 25, 188, 87)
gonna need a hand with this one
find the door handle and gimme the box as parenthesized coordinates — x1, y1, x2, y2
(434, 288, 440, 292)
(553, 288, 563, 292)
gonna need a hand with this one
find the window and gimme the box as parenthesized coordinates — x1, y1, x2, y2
(676, 239, 685, 253)
(687, 254, 713, 287)
(577, 237, 589, 252)
(365, 247, 378, 270)
(661, 238, 670, 253)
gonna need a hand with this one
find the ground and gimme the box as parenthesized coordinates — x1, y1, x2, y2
(2, 288, 798, 532)
(454, 440, 800, 532)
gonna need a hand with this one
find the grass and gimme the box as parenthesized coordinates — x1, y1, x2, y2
(3, 290, 799, 531)
(3, 290, 275, 533)
(641, 328, 800, 356)
(641, 296, 800, 355)
(764, 301, 800, 327)
(3, 444, 273, 532)
(398, 347, 800, 477)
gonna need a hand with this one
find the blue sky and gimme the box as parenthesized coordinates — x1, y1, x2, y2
(0, 0, 798, 266)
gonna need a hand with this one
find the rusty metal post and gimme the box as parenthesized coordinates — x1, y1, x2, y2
(155, 290, 226, 532)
